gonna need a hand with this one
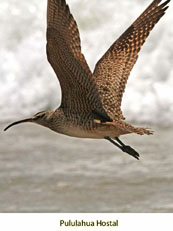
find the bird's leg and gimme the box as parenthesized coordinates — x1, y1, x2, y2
(104, 136, 139, 160)
(104, 136, 123, 149)
(115, 137, 140, 160)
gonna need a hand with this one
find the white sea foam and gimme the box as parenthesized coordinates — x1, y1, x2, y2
(0, 0, 173, 125)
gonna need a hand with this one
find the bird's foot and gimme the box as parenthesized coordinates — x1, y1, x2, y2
(121, 145, 140, 160)
(104, 136, 140, 160)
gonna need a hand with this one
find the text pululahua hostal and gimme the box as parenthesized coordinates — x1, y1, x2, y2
(60, 219, 119, 227)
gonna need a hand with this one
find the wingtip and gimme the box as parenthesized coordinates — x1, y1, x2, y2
(162, 6, 169, 12)
(160, 0, 171, 8)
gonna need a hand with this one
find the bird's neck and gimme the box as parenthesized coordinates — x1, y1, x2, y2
(44, 108, 68, 134)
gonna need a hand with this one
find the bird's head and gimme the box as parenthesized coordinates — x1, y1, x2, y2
(4, 110, 54, 131)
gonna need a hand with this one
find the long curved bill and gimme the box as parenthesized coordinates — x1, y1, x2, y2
(4, 118, 33, 131)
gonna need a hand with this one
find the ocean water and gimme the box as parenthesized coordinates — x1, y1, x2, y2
(0, 0, 173, 124)
(0, 0, 173, 213)
(0, 123, 173, 212)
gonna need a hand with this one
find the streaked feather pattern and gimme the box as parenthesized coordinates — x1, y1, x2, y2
(93, 0, 170, 120)
(47, 0, 111, 121)
(46, 0, 170, 125)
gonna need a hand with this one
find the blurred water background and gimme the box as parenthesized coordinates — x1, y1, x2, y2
(0, 0, 173, 212)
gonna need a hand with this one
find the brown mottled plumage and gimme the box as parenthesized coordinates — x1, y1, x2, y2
(93, 0, 170, 121)
(4, 0, 170, 159)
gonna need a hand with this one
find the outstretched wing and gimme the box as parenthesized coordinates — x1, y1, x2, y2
(93, 0, 170, 120)
(47, 0, 111, 120)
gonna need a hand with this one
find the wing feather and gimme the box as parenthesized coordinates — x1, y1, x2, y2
(47, 0, 111, 121)
(47, 0, 91, 74)
(93, 0, 170, 120)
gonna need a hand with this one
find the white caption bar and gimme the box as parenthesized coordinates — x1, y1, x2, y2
(0, 213, 172, 231)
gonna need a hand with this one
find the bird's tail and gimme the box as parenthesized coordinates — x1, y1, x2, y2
(131, 127, 154, 135)
(95, 119, 154, 135)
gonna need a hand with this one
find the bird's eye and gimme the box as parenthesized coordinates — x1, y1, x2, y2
(33, 113, 45, 120)
(37, 114, 45, 119)
(34, 111, 46, 119)
(34, 111, 46, 116)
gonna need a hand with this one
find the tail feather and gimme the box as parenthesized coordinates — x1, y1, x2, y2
(97, 119, 154, 135)
(133, 127, 154, 135)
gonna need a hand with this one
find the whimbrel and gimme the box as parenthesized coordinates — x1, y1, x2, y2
(4, 0, 170, 159)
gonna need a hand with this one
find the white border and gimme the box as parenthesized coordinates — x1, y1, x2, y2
(0, 213, 173, 231)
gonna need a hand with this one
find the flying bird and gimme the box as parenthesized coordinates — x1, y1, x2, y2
(4, 0, 171, 159)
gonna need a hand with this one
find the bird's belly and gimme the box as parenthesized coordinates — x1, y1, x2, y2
(57, 124, 124, 139)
